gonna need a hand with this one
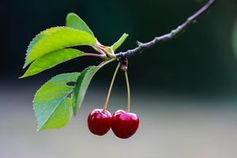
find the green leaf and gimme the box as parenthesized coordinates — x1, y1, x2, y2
(33, 72, 80, 131)
(20, 48, 85, 78)
(72, 66, 99, 115)
(111, 33, 128, 51)
(66, 12, 94, 36)
(24, 27, 96, 68)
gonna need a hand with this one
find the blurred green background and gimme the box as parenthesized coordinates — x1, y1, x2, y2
(1, 0, 236, 96)
(1, 0, 237, 158)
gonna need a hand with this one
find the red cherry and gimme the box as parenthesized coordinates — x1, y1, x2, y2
(111, 110, 139, 139)
(87, 109, 112, 136)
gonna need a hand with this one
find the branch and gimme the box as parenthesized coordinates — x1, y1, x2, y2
(116, 0, 216, 61)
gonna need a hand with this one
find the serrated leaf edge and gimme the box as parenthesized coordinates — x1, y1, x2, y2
(24, 26, 96, 68)
(66, 12, 94, 36)
(33, 72, 80, 131)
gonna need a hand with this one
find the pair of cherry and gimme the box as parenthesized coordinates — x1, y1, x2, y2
(88, 109, 139, 139)
(87, 62, 139, 139)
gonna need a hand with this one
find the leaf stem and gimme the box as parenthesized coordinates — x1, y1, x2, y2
(124, 71, 131, 112)
(103, 62, 121, 111)
(84, 53, 106, 59)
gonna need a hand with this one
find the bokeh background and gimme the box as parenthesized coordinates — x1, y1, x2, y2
(1, 0, 237, 158)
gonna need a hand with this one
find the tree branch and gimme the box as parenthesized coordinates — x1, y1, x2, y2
(116, 0, 216, 61)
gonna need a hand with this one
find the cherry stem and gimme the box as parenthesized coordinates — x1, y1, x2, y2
(125, 71, 131, 112)
(103, 62, 121, 111)
(98, 58, 116, 69)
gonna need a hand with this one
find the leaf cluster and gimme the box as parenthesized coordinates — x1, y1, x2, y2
(21, 13, 128, 131)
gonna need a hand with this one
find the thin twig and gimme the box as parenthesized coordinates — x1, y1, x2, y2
(116, 0, 216, 61)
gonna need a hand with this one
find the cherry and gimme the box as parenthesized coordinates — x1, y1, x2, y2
(111, 110, 139, 139)
(87, 109, 112, 136)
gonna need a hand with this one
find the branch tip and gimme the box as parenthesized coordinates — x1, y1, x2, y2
(116, 0, 216, 59)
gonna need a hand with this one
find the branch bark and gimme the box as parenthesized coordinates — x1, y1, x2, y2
(116, 0, 216, 61)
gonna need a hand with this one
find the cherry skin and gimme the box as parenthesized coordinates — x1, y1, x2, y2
(87, 109, 112, 136)
(111, 110, 139, 139)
